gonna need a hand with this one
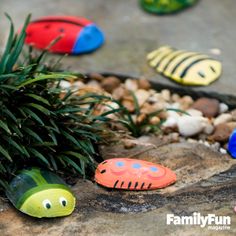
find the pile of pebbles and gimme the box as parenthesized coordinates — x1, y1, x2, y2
(60, 73, 236, 154)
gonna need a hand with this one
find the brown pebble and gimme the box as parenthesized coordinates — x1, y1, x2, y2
(226, 122, 236, 131)
(88, 73, 105, 81)
(191, 97, 219, 118)
(138, 79, 151, 90)
(112, 86, 126, 100)
(101, 76, 121, 93)
(231, 109, 236, 121)
(208, 123, 232, 142)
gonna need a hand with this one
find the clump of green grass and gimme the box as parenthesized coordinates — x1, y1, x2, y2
(0, 14, 114, 188)
(111, 91, 188, 137)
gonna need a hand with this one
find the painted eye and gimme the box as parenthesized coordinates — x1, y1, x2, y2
(42, 199, 52, 209)
(116, 161, 125, 167)
(132, 163, 141, 169)
(59, 197, 67, 207)
(150, 166, 158, 172)
(198, 71, 205, 78)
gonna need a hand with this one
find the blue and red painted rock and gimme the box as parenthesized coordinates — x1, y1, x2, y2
(95, 158, 176, 190)
(24, 16, 105, 54)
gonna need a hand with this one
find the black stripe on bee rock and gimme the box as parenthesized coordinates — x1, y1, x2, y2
(120, 181, 124, 188)
(170, 53, 199, 74)
(134, 182, 138, 189)
(128, 182, 132, 189)
(100, 169, 106, 174)
(180, 58, 213, 78)
(114, 180, 119, 188)
(147, 46, 171, 61)
(154, 50, 174, 68)
(149, 48, 173, 67)
(148, 183, 152, 189)
(141, 182, 145, 189)
(162, 51, 186, 73)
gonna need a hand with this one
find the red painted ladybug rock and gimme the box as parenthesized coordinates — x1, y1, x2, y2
(24, 16, 105, 54)
(95, 158, 176, 190)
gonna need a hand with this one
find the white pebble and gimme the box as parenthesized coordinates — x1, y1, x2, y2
(87, 80, 101, 88)
(187, 138, 197, 143)
(210, 48, 221, 55)
(163, 116, 178, 128)
(186, 109, 203, 117)
(177, 116, 208, 137)
(166, 102, 180, 109)
(167, 110, 181, 119)
(60, 80, 71, 89)
(181, 96, 194, 105)
(219, 148, 227, 154)
(153, 93, 165, 103)
(211, 142, 220, 151)
(125, 79, 138, 91)
(147, 96, 158, 103)
(161, 89, 171, 102)
(135, 89, 150, 106)
(213, 113, 233, 126)
(219, 103, 229, 114)
(203, 123, 214, 135)
(204, 141, 210, 147)
(72, 81, 85, 89)
(171, 93, 180, 102)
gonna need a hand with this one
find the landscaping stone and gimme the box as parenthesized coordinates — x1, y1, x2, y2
(213, 113, 233, 126)
(137, 78, 151, 90)
(208, 123, 232, 142)
(177, 116, 207, 137)
(101, 76, 121, 93)
(191, 97, 220, 118)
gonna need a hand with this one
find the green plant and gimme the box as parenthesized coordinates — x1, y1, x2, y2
(0, 14, 113, 188)
(112, 91, 188, 137)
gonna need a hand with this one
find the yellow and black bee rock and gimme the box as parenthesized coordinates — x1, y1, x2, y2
(147, 46, 222, 86)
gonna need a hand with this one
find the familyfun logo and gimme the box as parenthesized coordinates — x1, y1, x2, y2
(166, 212, 231, 231)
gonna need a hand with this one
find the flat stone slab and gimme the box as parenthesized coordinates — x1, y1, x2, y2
(0, 169, 235, 236)
(0, 141, 235, 235)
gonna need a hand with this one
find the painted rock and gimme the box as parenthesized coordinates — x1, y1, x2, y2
(227, 129, 236, 158)
(6, 168, 76, 218)
(147, 46, 222, 86)
(95, 158, 176, 190)
(24, 16, 105, 54)
(140, 0, 198, 15)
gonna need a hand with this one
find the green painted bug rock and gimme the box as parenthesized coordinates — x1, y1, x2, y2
(6, 168, 76, 218)
(140, 0, 198, 14)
